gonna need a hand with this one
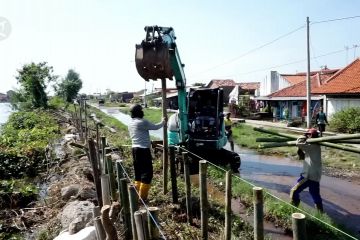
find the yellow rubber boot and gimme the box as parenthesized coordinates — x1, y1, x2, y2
(139, 183, 151, 200)
(134, 181, 141, 191)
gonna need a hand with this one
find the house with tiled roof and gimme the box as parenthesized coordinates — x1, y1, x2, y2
(206, 79, 237, 103)
(260, 68, 339, 96)
(228, 82, 260, 104)
(256, 68, 339, 120)
(312, 58, 360, 117)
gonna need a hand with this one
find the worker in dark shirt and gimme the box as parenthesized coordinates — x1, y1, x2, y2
(315, 107, 329, 137)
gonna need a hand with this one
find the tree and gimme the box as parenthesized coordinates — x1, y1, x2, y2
(56, 69, 83, 103)
(15, 62, 56, 108)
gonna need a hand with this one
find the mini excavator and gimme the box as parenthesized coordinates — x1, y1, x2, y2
(135, 26, 240, 173)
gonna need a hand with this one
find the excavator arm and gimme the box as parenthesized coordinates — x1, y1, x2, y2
(135, 26, 188, 142)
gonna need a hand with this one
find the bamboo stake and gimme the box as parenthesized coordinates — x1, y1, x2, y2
(148, 207, 160, 240)
(101, 136, 106, 174)
(292, 213, 307, 240)
(183, 152, 192, 224)
(161, 78, 169, 195)
(128, 185, 139, 240)
(199, 160, 208, 240)
(224, 171, 232, 240)
(101, 205, 118, 240)
(169, 146, 178, 203)
(88, 138, 102, 207)
(106, 155, 117, 201)
(93, 206, 106, 240)
(134, 210, 149, 240)
(94, 216, 106, 240)
(101, 175, 111, 206)
(120, 178, 132, 239)
(253, 187, 264, 240)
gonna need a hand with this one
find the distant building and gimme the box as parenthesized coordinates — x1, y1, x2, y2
(206, 79, 237, 104)
(255, 59, 360, 120)
(0, 93, 9, 102)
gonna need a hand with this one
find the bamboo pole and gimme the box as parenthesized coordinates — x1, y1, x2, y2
(101, 175, 111, 206)
(101, 205, 118, 240)
(84, 99, 88, 141)
(147, 207, 160, 240)
(94, 216, 106, 240)
(254, 127, 360, 153)
(224, 171, 232, 240)
(183, 152, 192, 224)
(260, 135, 360, 152)
(253, 187, 264, 240)
(134, 210, 149, 240)
(199, 160, 208, 240)
(101, 136, 107, 174)
(128, 185, 139, 240)
(292, 213, 307, 240)
(79, 99, 84, 141)
(96, 124, 101, 173)
(256, 137, 291, 142)
(120, 178, 132, 239)
(106, 155, 117, 201)
(161, 78, 169, 195)
(116, 160, 124, 206)
(88, 138, 102, 207)
(169, 146, 178, 203)
(93, 206, 106, 240)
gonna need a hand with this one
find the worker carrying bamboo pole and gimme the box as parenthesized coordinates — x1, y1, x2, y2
(290, 128, 324, 212)
(128, 104, 165, 201)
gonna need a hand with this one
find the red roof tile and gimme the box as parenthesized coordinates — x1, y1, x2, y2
(280, 69, 339, 85)
(207, 79, 236, 88)
(237, 82, 260, 90)
(312, 58, 360, 94)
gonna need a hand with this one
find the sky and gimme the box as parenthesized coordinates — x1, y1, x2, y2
(1, 0, 360, 95)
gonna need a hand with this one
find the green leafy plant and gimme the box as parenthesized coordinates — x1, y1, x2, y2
(330, 107, 360, 133)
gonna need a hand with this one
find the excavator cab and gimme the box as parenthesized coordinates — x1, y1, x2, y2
(135, 26, 174, 81)
(188, 88, 225, 143)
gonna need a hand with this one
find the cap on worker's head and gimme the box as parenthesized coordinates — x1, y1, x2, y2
(130, 104, 144, 118)
(226, 112, 231, 116)
(304, 128, 319, 138)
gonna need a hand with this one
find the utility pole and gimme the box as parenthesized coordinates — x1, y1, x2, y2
(353, 44, 359, 59)
(345, 46, 349, 64)
(306, 17, 311, 129)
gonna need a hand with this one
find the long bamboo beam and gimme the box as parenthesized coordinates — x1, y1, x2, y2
(254, 128, 360, 154)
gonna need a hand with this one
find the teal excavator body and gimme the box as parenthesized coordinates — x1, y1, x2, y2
(135, 26, 240, 172)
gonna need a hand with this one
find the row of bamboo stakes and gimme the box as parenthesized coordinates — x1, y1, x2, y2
(71, 100, 309, 240)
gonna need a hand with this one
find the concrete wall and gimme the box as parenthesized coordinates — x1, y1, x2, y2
(259, 71, 291, 96)
(327, 98, 360, 118)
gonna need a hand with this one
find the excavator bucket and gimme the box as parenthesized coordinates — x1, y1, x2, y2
(135, 43, 173, 81)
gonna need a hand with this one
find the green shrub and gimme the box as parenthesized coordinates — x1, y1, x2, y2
(330, 107, 360, 133)
(0, 111, 58, 179)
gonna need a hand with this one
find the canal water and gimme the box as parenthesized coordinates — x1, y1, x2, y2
(0, 102, 12, 125)
(96, 105, 360, 237)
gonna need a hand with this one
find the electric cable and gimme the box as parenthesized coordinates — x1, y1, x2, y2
(312, 15, 360, 25)
(192, 24, 306, 77)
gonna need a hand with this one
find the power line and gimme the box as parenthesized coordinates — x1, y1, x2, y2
(312, 15, 360, 25)
(235, 45, 358, 76)
(191, 24, 305, 77)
